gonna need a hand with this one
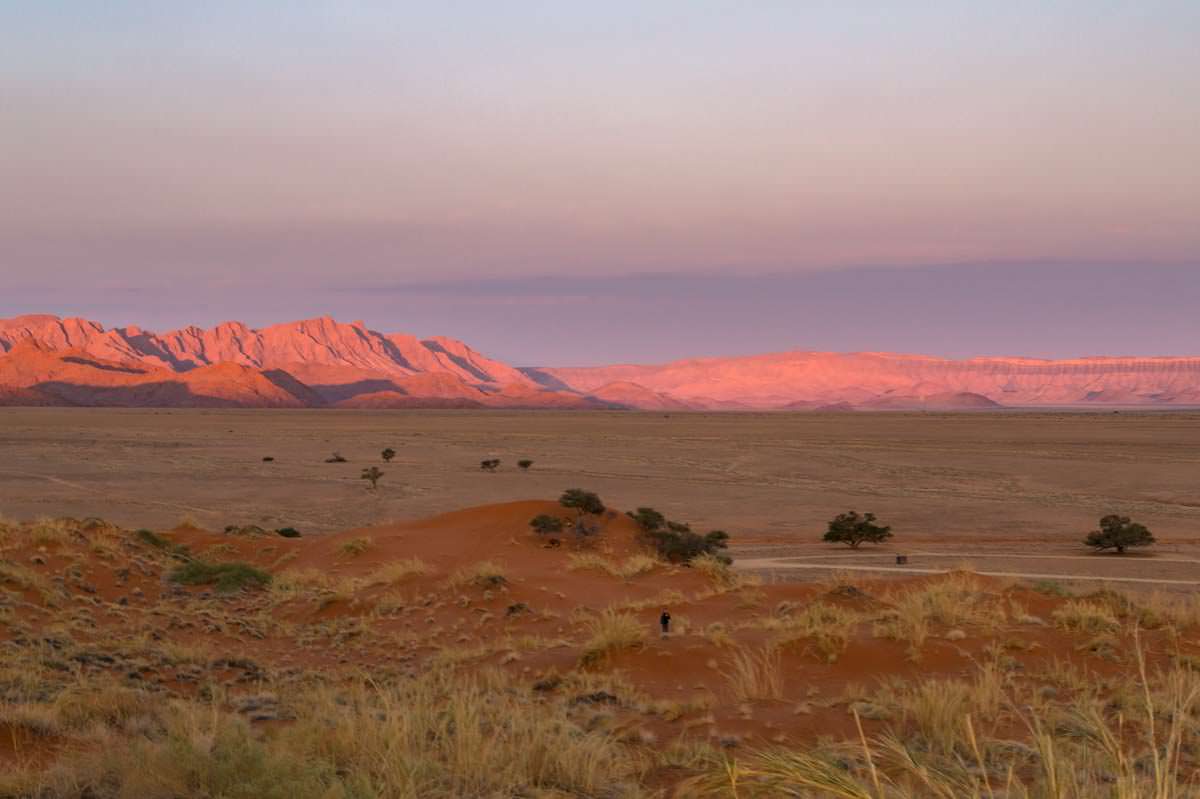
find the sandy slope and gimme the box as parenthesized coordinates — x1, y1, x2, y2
(3, 497, 1200, 795)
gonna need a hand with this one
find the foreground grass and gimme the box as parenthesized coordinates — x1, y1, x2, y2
(3, 669, 649, 799)
(4, 516, 1200, 798)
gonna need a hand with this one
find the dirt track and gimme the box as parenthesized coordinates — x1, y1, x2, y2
(736, 556, 1200, 588)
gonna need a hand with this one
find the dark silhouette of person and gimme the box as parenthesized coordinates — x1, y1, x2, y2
(660, 609, 671, 637)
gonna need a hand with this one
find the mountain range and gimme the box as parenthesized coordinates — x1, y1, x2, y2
(2, 314, 1199, 410)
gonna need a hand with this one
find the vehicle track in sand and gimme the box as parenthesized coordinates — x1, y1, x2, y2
(735, 557, 1200, 587)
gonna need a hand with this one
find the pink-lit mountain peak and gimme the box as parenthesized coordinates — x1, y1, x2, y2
(3, 314, 1200, 410)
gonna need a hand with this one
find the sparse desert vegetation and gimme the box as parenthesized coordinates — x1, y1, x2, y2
(1, 503, 1198, 797)
(360, 465, 384, 489)
(2, 410, 1200, 796)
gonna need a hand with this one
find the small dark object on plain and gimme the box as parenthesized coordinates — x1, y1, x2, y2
(262, 456, 274, 462)
(480, 458, 500, 471)
(896, 554, 908, 565)
(325, 452, 347, 463)
(276, 527, 301, 538)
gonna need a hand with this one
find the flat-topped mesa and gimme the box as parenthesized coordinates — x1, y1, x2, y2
(529, 349, 1200, 408)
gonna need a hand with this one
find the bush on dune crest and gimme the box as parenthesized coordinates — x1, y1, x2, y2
(626, 505, 732, 565)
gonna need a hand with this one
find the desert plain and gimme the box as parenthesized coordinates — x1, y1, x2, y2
(2, 408, 1200, 797)
(3, 407, 1199, 583)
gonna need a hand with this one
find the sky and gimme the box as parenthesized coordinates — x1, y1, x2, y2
(2, 2, 1198, 364)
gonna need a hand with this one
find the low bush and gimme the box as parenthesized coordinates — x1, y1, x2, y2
(645, 527, 730, 564)
(133, 528, 171, 549)
(169, 561, 271, 592)
(626, 506, 731, 564)
(530, 514, 564, 535)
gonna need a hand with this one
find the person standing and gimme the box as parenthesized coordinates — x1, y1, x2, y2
(659, 609, 671, 638)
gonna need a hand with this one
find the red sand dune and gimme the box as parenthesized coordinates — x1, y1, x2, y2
(3, 498, 1193, 769)
(4, 314, 1200, 409)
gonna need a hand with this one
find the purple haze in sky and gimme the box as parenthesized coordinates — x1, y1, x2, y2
(1, 3, 1197, 364)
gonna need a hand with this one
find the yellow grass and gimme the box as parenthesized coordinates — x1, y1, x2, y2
(580, 608, 647, 666)
(726, 645, 784, 702)
(338, 536, 373, 556)
(567, 552, 659, 578)
(367, 557, 429, 585)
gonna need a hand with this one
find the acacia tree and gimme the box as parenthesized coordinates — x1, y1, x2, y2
(518, 459, 534, 471)
(559, 489, 605, 535)
(361, 466, 383, 490)
(1084, 514, 1154, 554)
(823, 511, 892, 548)
(381, 448, 396, 463)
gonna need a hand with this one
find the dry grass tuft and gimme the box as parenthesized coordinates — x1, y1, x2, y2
(726, 645, 784, 702)
(1052, 599, 1121, 633)
(339, 536, 373, 557)
(367, 557, 429, 585)
(568, 553, 659, 578)
(580, 609, 646, 667)
(449, 560, 508, 590)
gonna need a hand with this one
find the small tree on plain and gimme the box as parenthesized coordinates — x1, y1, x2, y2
(530, 514, 564, 535)
(480, 458, 500, 472)
(1084, 514, 1154, 554)
(517, 459, 534, 471)
(361, 466, 383, 490)
(382, 448, 396, 463)
(823, 511, 892, 548)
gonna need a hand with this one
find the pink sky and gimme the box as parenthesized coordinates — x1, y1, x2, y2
(1, 3, 1197, 362)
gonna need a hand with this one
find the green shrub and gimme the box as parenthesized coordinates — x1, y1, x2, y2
(644, 527, 731, 564)
(134, 529, 171, 549)
(559, 489, 605, 515)
(823, 511, 892, 548)
(170, 561, 272, 592)
(530, 515, 564, 535)
(1084, 514, 1154, 554)
(275, 527, 301, 539)
(627, 507, 665, 532)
